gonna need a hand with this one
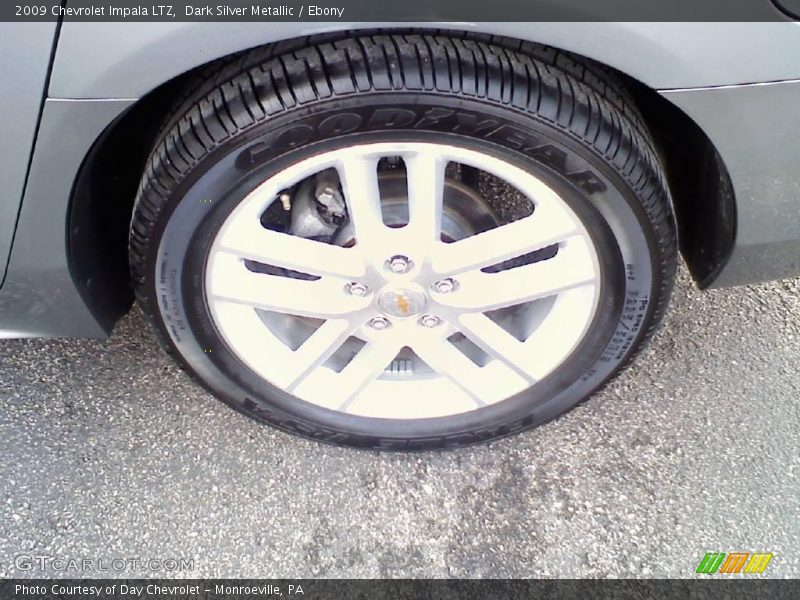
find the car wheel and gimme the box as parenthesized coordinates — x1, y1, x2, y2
(129, 34, 677, 449)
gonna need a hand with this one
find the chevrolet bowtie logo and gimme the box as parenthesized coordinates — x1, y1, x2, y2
(378, 288, 426, 319)
(395, 293, 411, 316)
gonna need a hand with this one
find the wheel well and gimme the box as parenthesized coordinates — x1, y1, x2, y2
(67, 69, 200, 329)
(621, 76, 735, 289)
(67, 30, 736, 329)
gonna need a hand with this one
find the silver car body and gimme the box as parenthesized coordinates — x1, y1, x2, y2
(2, 21, 800, 338)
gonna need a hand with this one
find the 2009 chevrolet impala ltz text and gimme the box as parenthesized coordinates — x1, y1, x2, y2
(2, 19, 800, 449)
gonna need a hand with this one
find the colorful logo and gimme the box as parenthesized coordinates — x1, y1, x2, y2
(696, 552, 773, 574)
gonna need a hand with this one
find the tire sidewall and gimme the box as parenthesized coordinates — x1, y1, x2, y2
(144, 94, 662, 449)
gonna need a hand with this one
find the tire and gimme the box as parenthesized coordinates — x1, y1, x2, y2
(129, 34, 677, 450)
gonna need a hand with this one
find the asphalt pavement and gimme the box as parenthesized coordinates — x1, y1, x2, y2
(1, 266, 798, 578)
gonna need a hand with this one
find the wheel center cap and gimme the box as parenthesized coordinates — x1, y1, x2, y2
(378, 287, 427, 319)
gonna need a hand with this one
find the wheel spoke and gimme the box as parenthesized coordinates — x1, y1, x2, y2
(207, 253, 365, 318)
(336, 153, 386, 251)
(514, 285, 597, 380)
(217, 220, 365, 279)
(285, 319, 355, 390)
(434, 239, 597, 312)
(404, 150, 447, 245)
(334, 341, 403, 411)
(433, 203, 579, 275)
(410, 338, 496, 406)
(456, 313, 538, 383)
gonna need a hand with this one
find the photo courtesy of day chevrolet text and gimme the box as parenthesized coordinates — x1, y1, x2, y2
(14, 583, 305, 597)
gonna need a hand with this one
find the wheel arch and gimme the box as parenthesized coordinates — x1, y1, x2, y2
(65, 29, 736, 330)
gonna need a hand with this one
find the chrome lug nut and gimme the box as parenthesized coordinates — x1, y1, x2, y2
(419, 315, 441, 328)
(346, 282, 369, 297)
(386, 255, 413, 274)
(369, 316, 391, 330)
(433, 278, 458, 294)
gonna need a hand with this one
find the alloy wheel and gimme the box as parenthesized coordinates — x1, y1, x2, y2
(205, 142, 601, 419)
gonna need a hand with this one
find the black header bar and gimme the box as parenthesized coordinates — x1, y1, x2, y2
(3, 0, 795, 22)
(3, 579, 800, 600)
